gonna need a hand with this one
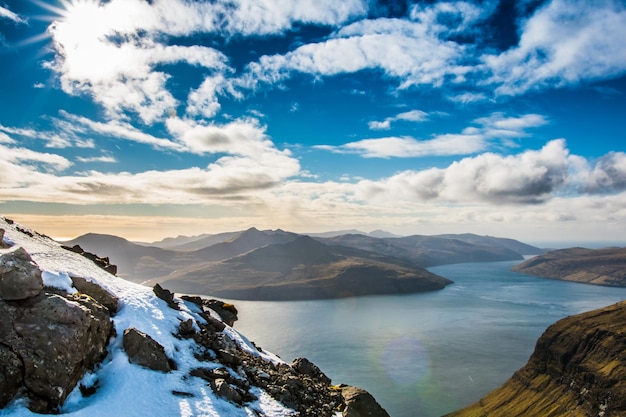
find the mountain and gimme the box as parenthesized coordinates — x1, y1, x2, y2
(143, 233, 212, 249)
(445, 299, 626, 417)
(318, 233, 541, 267)
(146, 235, 453, 300)
(148, 231, 241, 251)
(1, 216, 390, 417)
(62, 228, 301, 283)
(512, 247, 626, 286)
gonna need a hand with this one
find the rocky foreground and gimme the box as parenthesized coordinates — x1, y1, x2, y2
(444, 299, 626, 417)
(0, 217, 390, 417)
(512, 247, 626, 287)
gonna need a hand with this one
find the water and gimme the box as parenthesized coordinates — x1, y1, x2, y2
(221, 261, 626, 417)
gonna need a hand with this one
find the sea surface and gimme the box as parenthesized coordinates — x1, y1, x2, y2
(223, 260, 626, 417)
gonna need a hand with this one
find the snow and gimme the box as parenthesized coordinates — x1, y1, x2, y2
(0, 217, 296, 417)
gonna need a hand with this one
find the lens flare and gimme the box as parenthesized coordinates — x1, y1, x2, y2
(380, 336, 430, 385)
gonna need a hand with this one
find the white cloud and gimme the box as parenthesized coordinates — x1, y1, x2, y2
(369, 109, 429, 130)
(321, 134, 486, 158)
(240, 5, 481, 92)
(221, 0, 367, 35)
(76, 155, 117, 163)
(0, 5, 25, 23)
(355, 139, 571, 204)
(323, 112, 548, 158)
(483, 0, 626, 95)
(60, 112, 183, 151)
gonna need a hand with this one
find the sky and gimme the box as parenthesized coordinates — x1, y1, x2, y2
(0, 0, 625, 243)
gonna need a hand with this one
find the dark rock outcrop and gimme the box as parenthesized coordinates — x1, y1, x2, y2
(0, 247, 114, 413)
(178, 293, 390, 416)
(342, 385, 391, 417)
(445, 300, 626, 417)
(512, 247, 626, 287)
(0, 228, 11, 249)
(61, 244, 117, 275)
(1, 292, 113, 412)
(0, 246, 43, 300)
(153, 283, 180, 310)
(123, 327, 173, 372)
(71, 276, 119, 315)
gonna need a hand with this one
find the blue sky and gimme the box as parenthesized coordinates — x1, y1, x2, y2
(0, 0, 625, 242)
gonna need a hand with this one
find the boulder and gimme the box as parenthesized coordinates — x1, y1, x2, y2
(0, 345, 23, 407)
(123, 327, 172, 372)
(291, 357, 331, 384)
(341, 386, 391, 417)
(71, 276, 120, 315)
(0, 246, 43, 300)
(0, 290, 114, 413)
(0, 228, 11, 249)
(211, 378, 243, 404)
(204, 299, 238, 326)
(153, 284, 180, 310)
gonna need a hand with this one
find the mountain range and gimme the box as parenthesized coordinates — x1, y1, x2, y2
(62, 228, 543, 300)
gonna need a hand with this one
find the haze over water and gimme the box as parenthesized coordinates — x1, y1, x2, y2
(228, 260, 626, 417)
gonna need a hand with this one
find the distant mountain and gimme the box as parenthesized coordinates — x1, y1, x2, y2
(435, 233, 544, 256)
(63, 228, 300, 283)
(305, 229, 399, 238)
(512, 247, 626, 287)
(151, 231, 242, 251)
(317, 233, 541, 267)
(143, 233, 213, 249)
(146, 235, 453, 300)
(62, 233, 178, 282)
(65, 229, 542, 298)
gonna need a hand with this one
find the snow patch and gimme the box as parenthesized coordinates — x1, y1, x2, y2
(41, 270, 77, 293)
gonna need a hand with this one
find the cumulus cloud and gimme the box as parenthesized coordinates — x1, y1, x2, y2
(321, 112, 548, 158)
(483, 0, 626, 95)
(355, 139, 571, 204)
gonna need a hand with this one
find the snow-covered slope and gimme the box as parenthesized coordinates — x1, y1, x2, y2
(0, 217, 295, 417)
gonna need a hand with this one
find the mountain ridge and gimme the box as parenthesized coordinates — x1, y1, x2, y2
(512, 247, 626, 287)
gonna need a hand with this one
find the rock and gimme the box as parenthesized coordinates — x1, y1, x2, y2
(0, 290, 113, 413)
(204, 299, 238, 326)
(445, 300, 626, 417)
(0, 345, 23, 408)
(153, 283, 180, 310)
(71, 276, 120, 315)
(212, 378, 243, 404)
(291, 357, 331, 384)
(0, 228, 11, 249)
(60, 245, 117, 276)
(123, 327, 172, 372)
(0, 246, 43, 300)
(341, 386, 391, 417)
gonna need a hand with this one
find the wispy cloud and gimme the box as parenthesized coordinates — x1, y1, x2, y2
(0, 5, 25, 23)
(76, 155, 117, 164)
(321, 112, 548, 158)
(368, 110, 429, 130)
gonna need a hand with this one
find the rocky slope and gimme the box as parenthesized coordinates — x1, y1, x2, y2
(0, 216, 390, 417)
(444, 300, 626, 417)
(512, 247, 626, 286)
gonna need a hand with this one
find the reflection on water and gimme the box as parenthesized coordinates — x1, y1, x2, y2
(220, 261, 626, 417)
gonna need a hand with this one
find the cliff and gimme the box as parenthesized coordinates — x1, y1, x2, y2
(444, 300, 626, 417)
(0, 216, 390, 417)
(512, 247, 626, 286)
